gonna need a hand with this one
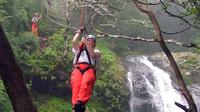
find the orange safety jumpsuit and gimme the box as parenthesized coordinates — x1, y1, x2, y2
(70, 44, 96, 107)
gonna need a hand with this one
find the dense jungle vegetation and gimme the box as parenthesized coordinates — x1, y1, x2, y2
(0, 0, 200, 112)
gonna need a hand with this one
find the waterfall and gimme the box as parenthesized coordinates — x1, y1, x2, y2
(126, 56, 187, 112)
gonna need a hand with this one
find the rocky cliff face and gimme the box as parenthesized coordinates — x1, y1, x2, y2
(150, 52, 200, 85)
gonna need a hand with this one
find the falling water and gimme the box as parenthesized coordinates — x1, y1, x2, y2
(126, 56, 187, 112)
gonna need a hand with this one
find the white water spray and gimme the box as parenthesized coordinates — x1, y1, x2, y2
(127, 56, 187, 112)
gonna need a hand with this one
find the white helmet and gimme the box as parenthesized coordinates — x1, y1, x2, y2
(86, 35, 96, 42)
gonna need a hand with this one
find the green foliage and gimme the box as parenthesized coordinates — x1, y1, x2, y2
(1, 0, 28, 32)
(0, 0, 44, 34)
(34, 93, 105, 112)
(7, 32, 40, 75)
(6, 28, 72, 85)
(87, 101, 105, 112)
(161, 1, 200, 21)
(34, 94, 72, 112)
(182, 75, 193, 85)
(183, 57, 197, 65)
(28, 29, 71, 77)
(0, 80, 13, 112)
(184, 1, 200, 17)
(93, 39, 129, 112)
(193, 34, 200, 53)
(0, 0, 8, 20)
(178, 46, 200, 85)
(7, 29, 71, 77)
(180, 57, 199, 85)
(7, 32, 39, 59)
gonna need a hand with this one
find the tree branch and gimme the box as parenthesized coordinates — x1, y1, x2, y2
(134, 0, 161, 5)
(160, 1, 200, 29)
(107, 4, 122, 11)
(131, 0, 200, 29)
(161, 26, 192, 35)
(95, 30, 199, 48)
(19, 63, 37, 70)
(0, 16, 12, 22)
(41, 3, 78, 30)
(175, 102, 189, 112)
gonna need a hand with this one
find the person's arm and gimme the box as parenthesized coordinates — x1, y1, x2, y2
(94, 49, 101, 60)
(72, 32, 81, 51)
(81, 38, 97, 58)
(38, 13, 42, 19)
(73, 27, 85, 51)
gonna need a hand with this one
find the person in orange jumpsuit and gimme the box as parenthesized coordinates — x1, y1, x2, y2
(31, 13, 42, 36)
(70, 27, 101, 112)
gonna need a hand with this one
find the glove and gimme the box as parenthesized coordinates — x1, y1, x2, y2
(80, 26, 86, 33)
(76, 26, 86, 34)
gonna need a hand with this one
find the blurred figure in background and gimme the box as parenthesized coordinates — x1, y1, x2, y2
(31, 13, 42, 36)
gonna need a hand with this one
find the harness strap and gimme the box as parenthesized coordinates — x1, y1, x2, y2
(84, 45, 92, 66)
(75, 44, 93, 66)
(76, 65, 92, 75)
(75, 44, 85, 65)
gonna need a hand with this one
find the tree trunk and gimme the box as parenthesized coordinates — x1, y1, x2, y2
(0, 26, 38, 112)
(132, 1, 197, 112)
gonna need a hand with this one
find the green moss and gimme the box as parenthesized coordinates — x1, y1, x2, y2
(182, 75, 193, 85)
(87, 101, 105, 112)
(34, 93, 105, 112)
(34, 94, 71, 112)
(178, 53, 200, 85)
(0, 80, 13, 112)
(183, 57, 197, 65)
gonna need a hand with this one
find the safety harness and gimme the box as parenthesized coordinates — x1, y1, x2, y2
(73, 43, 96, 75)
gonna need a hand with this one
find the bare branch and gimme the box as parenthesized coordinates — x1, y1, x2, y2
(131, 0, 200, 29)
(102, 0, 129, 16)
(135, 0, 161, 5)
(165, 39, 198, 48)
(19, 63, 37, 70)
(94, 30, 199, 48)
(160, 1, 200, 29)
(0, 16, 12, 22)
(161, 26, 192, 35)
(175, 102, 189, 112)
(107, 4, 122, 11)
(43, 13, 78, 29)
(41, 0, 78, 30)
(165, 0, 186, 10)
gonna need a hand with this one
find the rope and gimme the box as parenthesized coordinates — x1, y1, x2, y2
(82, 2, 98, 36)
(80, 2, 85, 27)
